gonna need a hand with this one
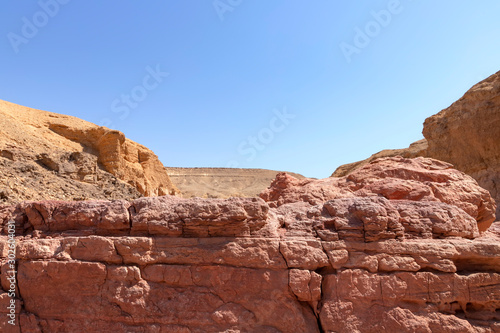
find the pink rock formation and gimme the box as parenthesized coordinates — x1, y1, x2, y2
(263, 157, 496, 232)
(0, 157, 499, 332)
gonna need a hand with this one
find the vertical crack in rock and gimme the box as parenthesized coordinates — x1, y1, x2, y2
(288, 279, 323, 333)
(278, 241, 290, 268)
(127, 204, 135, 234)
(314, 268, 326, 333)
(315, 311, 326, 333)
(111, 241, 124, 265)
(379, 278, 385, 307)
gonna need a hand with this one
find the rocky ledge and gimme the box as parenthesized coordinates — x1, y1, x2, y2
(0, 157, 499, 332)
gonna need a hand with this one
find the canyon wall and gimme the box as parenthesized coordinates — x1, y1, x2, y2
(0, 157, 498, 332)
(423, 70, 500, 218)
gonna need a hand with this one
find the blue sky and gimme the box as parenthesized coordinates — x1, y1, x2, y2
(1, 1, 499, 178)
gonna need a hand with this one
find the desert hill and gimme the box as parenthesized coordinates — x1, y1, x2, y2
(0, 99, 177, 204)
(167, 167, 305, 198)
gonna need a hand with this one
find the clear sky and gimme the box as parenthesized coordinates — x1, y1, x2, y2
(1, 1, 499, 178)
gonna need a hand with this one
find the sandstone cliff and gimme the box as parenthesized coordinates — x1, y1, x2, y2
(423, 70, 500, 219)
(1, 157, 498, 332)
(0, 99, 177, 203)
(166, 167, 305, 199)
(332, 70, 500, 217)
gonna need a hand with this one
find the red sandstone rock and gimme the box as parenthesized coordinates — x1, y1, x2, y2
(20, 199, 130, 235)
(1, 157, 499, 332)
(130, 196, 270, 237)
(319, 269, 500, 332)
(259, 172, 353, 208)
(261, 157, 496, 232)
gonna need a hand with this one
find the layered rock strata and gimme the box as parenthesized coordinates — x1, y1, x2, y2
(0, 157, 498, 332)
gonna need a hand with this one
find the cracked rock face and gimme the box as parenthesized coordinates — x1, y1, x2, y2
(0, 157, 499, 332)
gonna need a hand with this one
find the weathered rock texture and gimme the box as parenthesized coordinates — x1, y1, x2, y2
(166, 167, 305, 199)
(332, 139, 428, 178)
(332, 71, 500, 217)
(0, 99, 177, 204)
(423, 70, 500, 218)
(0, 157, 498, 332)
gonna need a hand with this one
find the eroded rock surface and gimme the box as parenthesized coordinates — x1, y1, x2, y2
(0, 99, 177, 204)
(265, 157, 496, 232)
(332, 139, 428, 178)
(423, 70, 500, 218)
(0, 157, 498, 332)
